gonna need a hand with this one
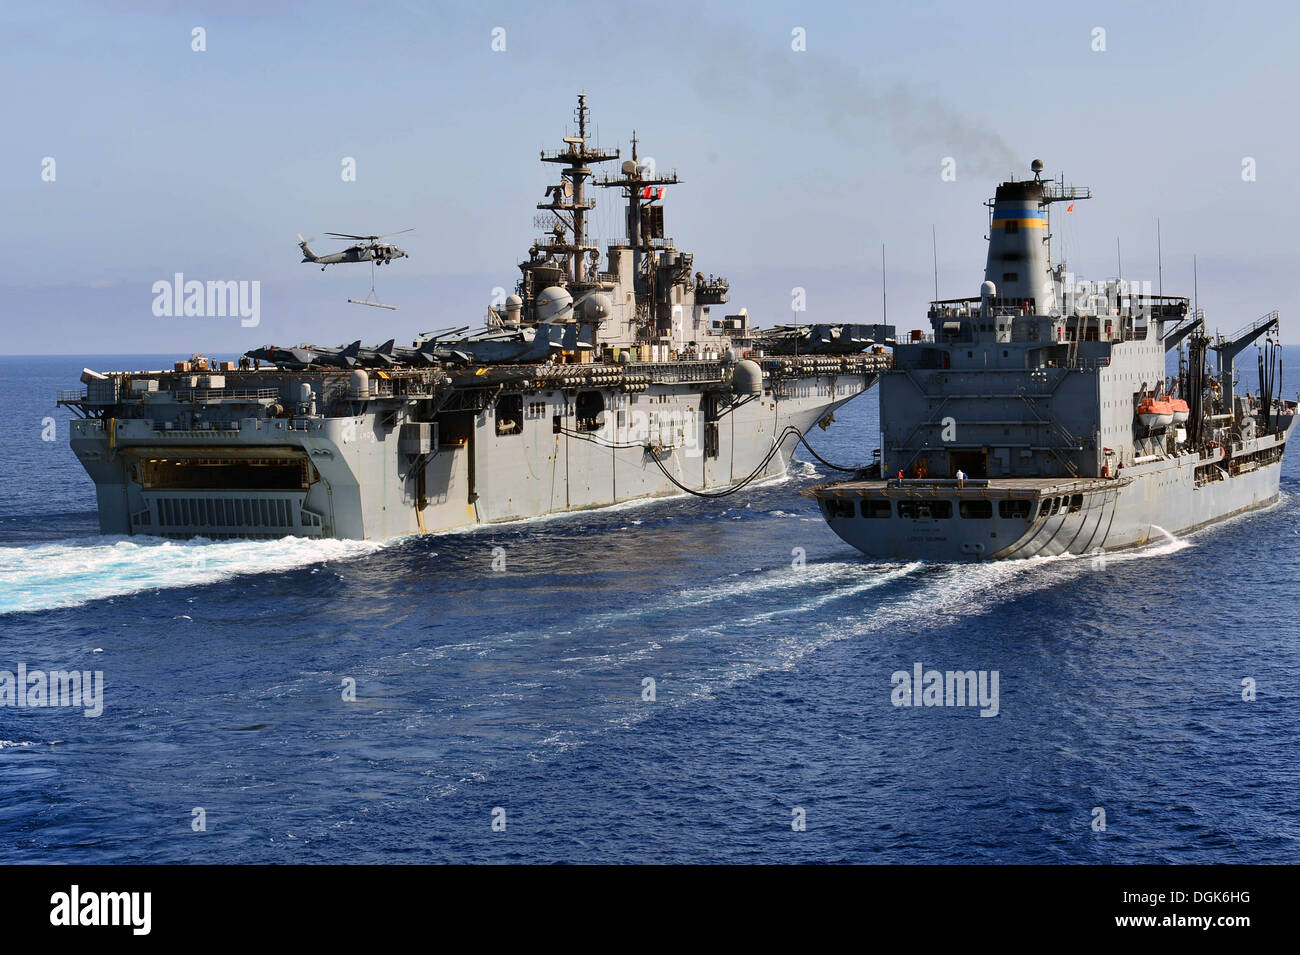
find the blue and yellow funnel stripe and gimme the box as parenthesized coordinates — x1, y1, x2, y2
(992, 207, 1046, 229)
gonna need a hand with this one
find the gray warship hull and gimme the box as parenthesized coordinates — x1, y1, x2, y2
(62, 96, 895, 542)
(67, 357, 884, 540)
(811, 423, 1291, 560)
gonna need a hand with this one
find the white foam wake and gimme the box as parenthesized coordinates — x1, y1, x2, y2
(0, 535, 386, 615)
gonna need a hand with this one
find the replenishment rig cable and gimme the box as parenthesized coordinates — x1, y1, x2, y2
(793, 431, 859, 472)
(559, 423, 862, 498)
(647, 427, 798, 498)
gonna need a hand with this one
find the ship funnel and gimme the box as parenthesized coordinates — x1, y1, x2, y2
(983, 167, 1055, 313)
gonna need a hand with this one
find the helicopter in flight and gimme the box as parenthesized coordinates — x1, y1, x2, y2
(297, 230, 412, 270)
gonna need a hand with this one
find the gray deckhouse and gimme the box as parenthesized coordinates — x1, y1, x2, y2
(884, 162, 1192, 481)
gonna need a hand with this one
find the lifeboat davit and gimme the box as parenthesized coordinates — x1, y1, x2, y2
(1168, 397, 1190, 425)
(1136, 396, 1175, 428)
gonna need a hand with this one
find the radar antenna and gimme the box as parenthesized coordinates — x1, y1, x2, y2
(595, 129, 680, 280)
(537, 94, 619, 284)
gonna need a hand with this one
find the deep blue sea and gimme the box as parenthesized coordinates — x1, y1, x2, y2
(1, 352, 1297, 864)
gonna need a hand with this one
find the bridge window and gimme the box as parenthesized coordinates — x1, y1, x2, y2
(999, 500, 1031, 519)
(899, 500, 952, 519)
(825, 500, 855, 519)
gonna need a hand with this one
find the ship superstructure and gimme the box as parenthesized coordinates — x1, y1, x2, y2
(806, 161, 1296, 560)
(59, 96, 892, 540)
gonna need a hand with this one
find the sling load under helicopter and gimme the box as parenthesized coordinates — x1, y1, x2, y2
(297, 229, 412, 309)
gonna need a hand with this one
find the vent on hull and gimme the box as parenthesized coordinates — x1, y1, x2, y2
(137, 495, 325, 538)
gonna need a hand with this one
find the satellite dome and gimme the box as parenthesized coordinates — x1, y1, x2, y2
(503, 293, 524, 325)
(349, 369, 370, 400)
(578, 292, 612, 322)
(732, 359, 763, 396)
(1031, 158, 1044, 174)
(535, 286, 573, 322)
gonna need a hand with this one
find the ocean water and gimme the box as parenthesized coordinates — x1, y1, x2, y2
(1, 353, 1297, 864)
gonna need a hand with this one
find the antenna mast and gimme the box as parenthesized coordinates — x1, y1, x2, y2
(931, 225, 939, 299)
(594, 128, 679, 288)
(881, 243, 887, 323)
(1157, 218, 1163, 296)
(1194, 254, 1199, 321)
(538, 93, 619, 285)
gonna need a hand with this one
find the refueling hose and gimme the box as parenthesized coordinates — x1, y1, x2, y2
(557, 422, 861, 498)
(648, 427, 860, 499)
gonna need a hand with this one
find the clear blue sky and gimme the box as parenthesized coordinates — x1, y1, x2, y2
(3, 0, 1298, 354)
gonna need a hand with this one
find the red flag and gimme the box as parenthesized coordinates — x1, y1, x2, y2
(1067, 203, 1074, 212)
(657, 187, 666, 199)
(642, 186, 652, 199)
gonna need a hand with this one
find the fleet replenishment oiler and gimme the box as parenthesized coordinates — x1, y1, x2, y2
(805, 161, 1295, 559)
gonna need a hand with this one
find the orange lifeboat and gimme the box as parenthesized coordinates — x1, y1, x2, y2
(1136, 395, 1175, 428)
(1168, 396, 1190, 425)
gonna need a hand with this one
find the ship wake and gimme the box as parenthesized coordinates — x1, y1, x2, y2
(0, 535, 386, 615)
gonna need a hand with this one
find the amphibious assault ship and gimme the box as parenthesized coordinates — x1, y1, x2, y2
(806, 161, 1295, 560)
(59, 96, 892, 540)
